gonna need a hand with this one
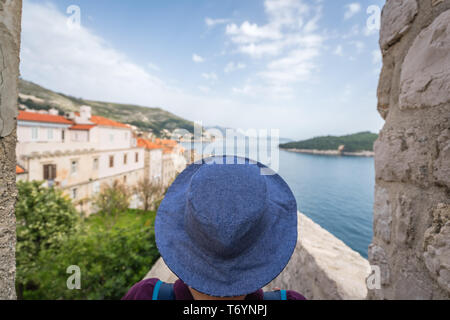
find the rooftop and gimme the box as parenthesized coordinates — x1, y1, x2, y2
(69, 124, 97, 131)
(89, 115, 130, 129)
(137, 138, 163, 150)
(16, 165, 25, 174)
(18, 111, 73, 125)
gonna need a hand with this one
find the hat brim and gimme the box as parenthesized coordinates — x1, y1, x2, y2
(155, 157, 298, 297)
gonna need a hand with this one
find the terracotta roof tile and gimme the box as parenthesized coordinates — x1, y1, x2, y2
(155, 138, 178, 146)
(18, 111, 73, 125)
(69, 124, 97, 131)
(90, 115, 130, 128)
(16, 165, 25, 174)
(137, 138, 163, 150)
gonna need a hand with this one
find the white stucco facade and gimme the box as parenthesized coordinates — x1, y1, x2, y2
(148, 149, 163, 182)
(16, 106, 186, 215)
(17, 121, 68, 143)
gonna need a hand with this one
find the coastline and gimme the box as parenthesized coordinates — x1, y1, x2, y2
(281, 148, 374, 157)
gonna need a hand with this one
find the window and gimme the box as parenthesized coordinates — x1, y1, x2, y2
(71, 188, 78, 199)
(110, 134, 114, 142)
(93, 158, 99, 170)
(109, 155, 114, 168)
(135, 152, 139, 163)
(124, 153, 128, 165)
(47, 128, 53, 140)
(31, 127, 38, 140)
(125, 132, 128, 140)
(123, 175, 127, 183)
(62, 130, 65, 142)
(43, 164, 56, 180)
(71, 160, 78, 175)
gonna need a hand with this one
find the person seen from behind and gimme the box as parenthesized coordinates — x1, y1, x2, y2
(123, 155, 306, 300)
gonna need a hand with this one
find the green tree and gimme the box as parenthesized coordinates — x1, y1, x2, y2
(133, 177, 163, 211)
(280, 131, 379, 152)
(92, 180, 130, 226)
(15, 181, 81, 299)
(16, 181, 160, 300)
(24, 210, 159, 300)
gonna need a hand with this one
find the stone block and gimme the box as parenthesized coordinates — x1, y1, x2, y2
(375, 128, 435, 187)
(368, 244, 390, 286)
(380, 0, 418, 50)
(433, 129, 450, 188)
(399, 10, 450, 110)
(423, 203, 450, 293)
(373, 185, 392, 243)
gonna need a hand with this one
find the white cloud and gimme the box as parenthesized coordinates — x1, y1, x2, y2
(372, 49, 382, 74)
(350, 40, 365, 53)
(264, 0, 310, 28)
(201, 72, 218, 81)
(232, 82, 295, 100)
(224, 62, 246, 73)
(303, 5, 322, 33)
(198, 85, 211, 93)
(226, 21, 282, 44)
(205, 17, 230, 27)
(232, 85, 254, 95)
(342, 24, 360, 39)
(334, 45, 343, 56)
(239, 42, 283, 57)
(372, 49, 381, 64)
(339, 84, 353, 103)
(20, 1, 167, 105)
(363, 24, 378, 37)
(259, 47, 320, 84)
(147, 62, 160, 72)
(192, 54, 204, 63)
(344, 3, 361, 20)
(224, 0, 323, 96)
(20, 1, 279, 134)
(19, 0, 383, 139)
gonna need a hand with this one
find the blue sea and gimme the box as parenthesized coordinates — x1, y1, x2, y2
(182, 139, 374, 258)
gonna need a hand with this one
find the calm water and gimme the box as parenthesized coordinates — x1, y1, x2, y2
(277, 150, 374, 258)
(182, 140, 374, 258)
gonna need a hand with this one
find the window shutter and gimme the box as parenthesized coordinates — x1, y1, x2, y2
(51, 165, 57, 180)
(43, 165, 49, 180)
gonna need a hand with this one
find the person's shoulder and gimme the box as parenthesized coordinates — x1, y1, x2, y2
(121, 278, 160, 300)
(286, 290, 307, 300)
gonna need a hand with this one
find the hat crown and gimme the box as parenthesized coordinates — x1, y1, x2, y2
(185, 162, 268, 258)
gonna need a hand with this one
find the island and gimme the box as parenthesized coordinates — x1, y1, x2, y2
(279, 132, 378, 157)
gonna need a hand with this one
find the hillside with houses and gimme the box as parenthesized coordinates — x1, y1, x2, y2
(15, 104, 202, 215)
(18, 79, 199, 138)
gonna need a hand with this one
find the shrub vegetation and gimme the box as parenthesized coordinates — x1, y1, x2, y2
(279, 131, 378, 152)
(16, 181, 159, 300)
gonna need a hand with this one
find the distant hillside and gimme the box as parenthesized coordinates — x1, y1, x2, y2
(205, 126, 293, 142)
(18, 79, 196, 136)
(279, 132, 378, 152)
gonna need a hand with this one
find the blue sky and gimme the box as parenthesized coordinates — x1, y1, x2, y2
(20, 0, 386, 140)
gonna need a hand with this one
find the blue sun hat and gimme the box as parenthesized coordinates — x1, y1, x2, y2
(155, 155, 298, 297)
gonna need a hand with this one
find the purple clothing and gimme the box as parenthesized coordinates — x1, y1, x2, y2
(122, 278, 307, 300)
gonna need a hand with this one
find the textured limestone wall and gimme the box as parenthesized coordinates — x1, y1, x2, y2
(0, 0, 22, 300)
(146, 213, 370, 300)
(370, 0, 450, 299)
(264, 213, 370, 300)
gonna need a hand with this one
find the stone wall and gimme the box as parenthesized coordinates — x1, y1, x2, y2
(369, 0, 450, 299)
(0, 0, 22, 300)
(146, 212, 370, 300)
